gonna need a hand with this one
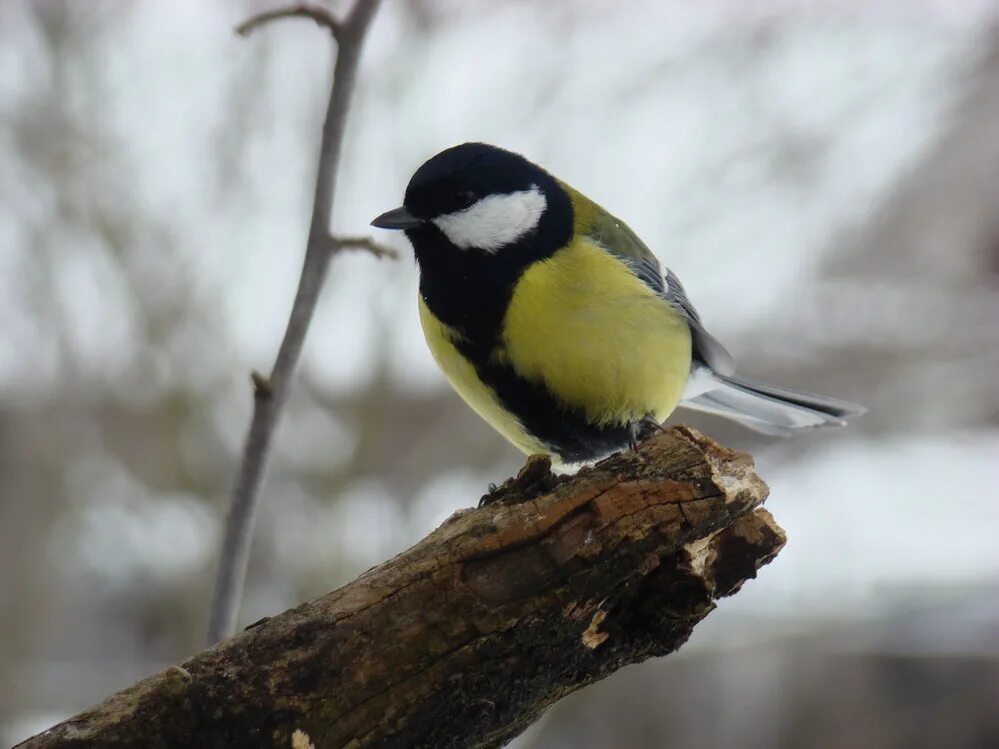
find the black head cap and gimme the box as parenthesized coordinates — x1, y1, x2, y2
(373, 143, 574, 342)
(403, 142, 553, 220)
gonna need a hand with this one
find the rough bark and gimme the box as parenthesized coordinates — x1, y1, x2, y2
(19, 427, 785, 749)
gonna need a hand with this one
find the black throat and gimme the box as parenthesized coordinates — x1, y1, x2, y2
(408, 180, 572, 362)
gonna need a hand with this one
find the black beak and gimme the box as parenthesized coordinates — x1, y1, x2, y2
(371, 206, 423, 230)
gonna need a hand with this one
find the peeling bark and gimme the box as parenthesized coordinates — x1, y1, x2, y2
(19, 427, 785, 749)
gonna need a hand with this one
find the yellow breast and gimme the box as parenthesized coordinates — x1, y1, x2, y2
(418, 298, 549, 456)
(496, 239, 692, 426)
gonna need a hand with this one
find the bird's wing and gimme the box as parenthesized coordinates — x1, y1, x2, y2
(583, 205, 735, 375)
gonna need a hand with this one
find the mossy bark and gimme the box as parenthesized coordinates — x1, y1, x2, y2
(19, 427, 784, 749)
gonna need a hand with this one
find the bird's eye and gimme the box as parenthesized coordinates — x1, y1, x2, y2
(455, 190, 477, 209)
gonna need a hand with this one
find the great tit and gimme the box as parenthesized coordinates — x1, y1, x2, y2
(372, 143, 864, 467)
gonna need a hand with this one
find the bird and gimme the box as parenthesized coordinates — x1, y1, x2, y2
(372, 143, 864, 468)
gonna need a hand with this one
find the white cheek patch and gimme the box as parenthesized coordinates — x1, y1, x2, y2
(432, 184, 547, 252)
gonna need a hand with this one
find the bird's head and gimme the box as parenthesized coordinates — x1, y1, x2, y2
(372, 143, 571, 257)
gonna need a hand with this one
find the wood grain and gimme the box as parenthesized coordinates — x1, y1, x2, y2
(20, 427, 784, 749)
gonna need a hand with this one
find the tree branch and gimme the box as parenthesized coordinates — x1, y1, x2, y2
(235, 3, 342, 39)
(207, 0, 386, 645)
(20, 428, 785, 749)
(327, 234, 399, 259)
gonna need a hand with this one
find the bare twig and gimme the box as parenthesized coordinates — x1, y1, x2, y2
(235, 3, 341, 38)
(207, 0, 385, 645)
(329, 234, 398, 258)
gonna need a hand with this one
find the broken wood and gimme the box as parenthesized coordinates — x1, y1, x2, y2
(18, 426, 785, 749)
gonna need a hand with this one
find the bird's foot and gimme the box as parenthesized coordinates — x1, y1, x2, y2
(639, 415, 667, 438)
(629, 416, 665, 452)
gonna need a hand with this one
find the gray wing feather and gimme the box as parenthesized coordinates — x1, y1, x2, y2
(663, 269, 735, 375)
(576, 193, 864, 434)
(582, 199, 735, 375)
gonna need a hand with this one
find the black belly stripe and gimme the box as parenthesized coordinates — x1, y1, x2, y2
(475, 358, 632, 464)
(408, 180, 627, 461)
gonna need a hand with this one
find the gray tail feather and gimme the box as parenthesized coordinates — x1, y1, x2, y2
(681, 372, 866, 437)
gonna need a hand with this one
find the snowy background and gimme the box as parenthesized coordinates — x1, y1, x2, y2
(2, 1, 998, 746)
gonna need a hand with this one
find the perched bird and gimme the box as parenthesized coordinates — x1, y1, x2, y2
(373, 143, 863, 467)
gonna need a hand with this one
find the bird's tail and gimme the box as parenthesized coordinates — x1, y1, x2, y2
(681, 368, 865, 437)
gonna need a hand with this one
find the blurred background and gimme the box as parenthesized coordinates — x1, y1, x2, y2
(2, 1, 998, 746)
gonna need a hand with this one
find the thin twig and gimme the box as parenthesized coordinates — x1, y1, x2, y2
(207, 0, 385, 645)
(235, 3, 341, 38)
(329, 234, 399, 259)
